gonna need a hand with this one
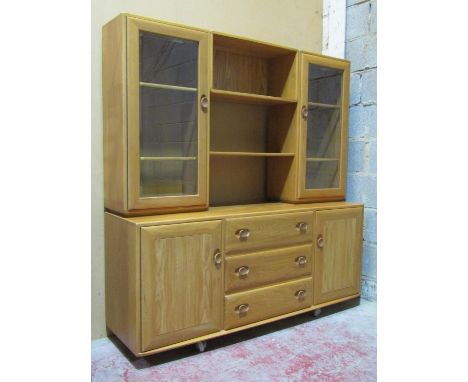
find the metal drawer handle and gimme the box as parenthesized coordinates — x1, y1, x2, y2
(295, 256, 307, 266)
(296, 222, 309, 234)
(301, 105, 308, 120)
(295, 290, 306, 299)
(235, 303, 250, 314)
(200, 94, 208, 112)
(316, 234, 324, 249)
(213, 249, 222, 266)
(235, 228, 251, 241)
(236, 266, 250, 278)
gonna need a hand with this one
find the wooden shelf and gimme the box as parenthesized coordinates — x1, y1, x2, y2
(308, 102, 340, 109)
(211, 89, 296, 106)
(306, 157, 340, 162)
(140, 157, 197, 161)
(211, 151, 295, 157)
(140, 82, 197, 92)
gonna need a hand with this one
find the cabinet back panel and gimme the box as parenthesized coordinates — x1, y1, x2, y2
(210, 156, 267, 206)
(211, 102, 267, 152)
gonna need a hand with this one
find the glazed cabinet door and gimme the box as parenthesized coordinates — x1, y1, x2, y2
(314, 208, 363, 305)
(298, 54, 350, 201)
(140, 220, 223, 351)
(127, 17, 209, 211)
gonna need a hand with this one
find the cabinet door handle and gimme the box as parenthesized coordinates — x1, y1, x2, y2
(235, 228, 250, 241)
(296, 222, 309, 233)
(213, 249, 222, 266)
(200, 94, 208, 112)
(236, 266, 250, 278)
(235, 303, 250, 314)
(301, 105, 308, 120)
(295, 256, 307, 266)
(295, 289, 306, 299)
(316, 234, 324, 249)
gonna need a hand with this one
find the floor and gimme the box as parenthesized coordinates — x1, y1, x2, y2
(92, 299, 376, 381)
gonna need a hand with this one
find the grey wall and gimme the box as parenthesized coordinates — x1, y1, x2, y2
(345, 0, 377, 301)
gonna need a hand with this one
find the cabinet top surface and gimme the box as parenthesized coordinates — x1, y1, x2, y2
(106, 13, 350, 64)
(107, 202, 363, 226)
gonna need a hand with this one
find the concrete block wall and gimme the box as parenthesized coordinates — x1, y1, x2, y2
(345, 0, 377, 301)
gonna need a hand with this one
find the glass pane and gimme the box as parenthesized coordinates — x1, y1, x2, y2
(308, 65, 342, 105)
(139, 86, 198, 197)
(140, 31, 198, 87)
(305, 64, 343, 190)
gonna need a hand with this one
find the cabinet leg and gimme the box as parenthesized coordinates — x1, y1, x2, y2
(195, 341, 207, 353)
(313, 308, 322, 317)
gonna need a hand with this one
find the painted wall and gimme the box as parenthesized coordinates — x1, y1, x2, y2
(345, 0, 377, 300)
(92, 0, 323, 339)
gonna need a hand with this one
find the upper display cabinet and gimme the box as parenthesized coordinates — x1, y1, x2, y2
(103, 15, 209, 215)
(297, 53, 350, 201)
(103, 14, 351, 216)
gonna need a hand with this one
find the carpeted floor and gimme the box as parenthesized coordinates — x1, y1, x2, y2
(92, 299, 376, 381)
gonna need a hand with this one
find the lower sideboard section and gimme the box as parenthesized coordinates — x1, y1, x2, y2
(105, 202, 363, 356)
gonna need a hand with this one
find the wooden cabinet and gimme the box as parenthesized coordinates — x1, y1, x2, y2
(103, 15, 209, 215)
(140, 221, 223, 351)
(103, 13, 364, 358)
(298, 53, 350, 201)
(313, 208, 363, 305)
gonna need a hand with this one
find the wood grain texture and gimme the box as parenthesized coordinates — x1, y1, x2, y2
(116, 202, 363, 227)
(103, 15, 127, 213)
(297, 53, 350, 201)
(314, 207, 363, 305)
(140, 220, 223, 351)
(224, 277, 313, 330)
(105, 212, 140, 354)
(126, 16, 209, 211)
(225, 211, 315, 253)
(225, 244, 313, 293)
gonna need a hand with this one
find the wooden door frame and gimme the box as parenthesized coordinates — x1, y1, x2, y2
(297, 53, 350, 201)
(126, 17, 209, 211)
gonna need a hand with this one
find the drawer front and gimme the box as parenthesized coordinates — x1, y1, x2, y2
(225, 212, 314, 253)
(224, 277, 313, 330)
(225, 244, 313, 293)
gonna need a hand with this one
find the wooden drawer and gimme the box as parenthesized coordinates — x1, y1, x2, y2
(225, 212, 314, 253)
(224, 277, 313, 330)
(225, 244, 312, 293)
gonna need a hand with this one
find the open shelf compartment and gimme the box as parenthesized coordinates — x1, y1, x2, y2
(212, 32, 298, 100)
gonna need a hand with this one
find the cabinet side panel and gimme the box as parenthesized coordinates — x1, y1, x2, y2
(105, 213, 140, 354)
(103, 15, 127, 213)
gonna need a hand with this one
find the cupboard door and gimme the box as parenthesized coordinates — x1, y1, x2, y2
(140, 220, 223, 351)
(127, 17, 209, 211)
(298, 54, 350, 201)
(314, 208, 363, 305)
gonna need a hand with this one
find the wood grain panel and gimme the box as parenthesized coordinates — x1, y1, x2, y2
(225, 244, 312, 293)
(314, 207, 363, 304)
(140, 220, 223, 351)
(103, 15, 127, 213)
(105, 212, 140, 354)
(225, 211, 314, 253)
(224, 277, 313, 329)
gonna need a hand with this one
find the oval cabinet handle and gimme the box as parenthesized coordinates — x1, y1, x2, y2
(235, 303, 250, 314)
(213, 249, 222, 266)
(296, 222, 309, 234)
(236, 266, 250, 278)
(301, 105, 308, 120)
(200, 94, 209, 112)
(316, 234, 324, 249)
(295, 290, 306, 299)
(235, 228, 251, 241)
(295, 256, 307, 266)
